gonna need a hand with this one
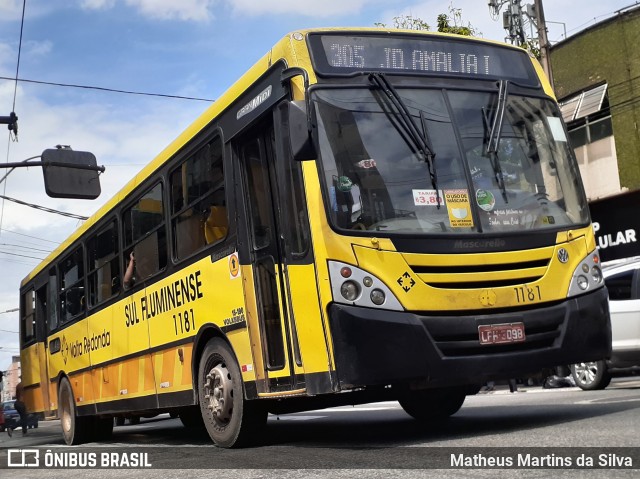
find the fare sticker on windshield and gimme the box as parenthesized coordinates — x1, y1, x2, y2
(444, 189, 474, 228)
(413, 189, 443, 206)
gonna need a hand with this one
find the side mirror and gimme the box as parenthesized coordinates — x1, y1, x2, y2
(287, 101, 316, 161)
(41, 148, 102, 199)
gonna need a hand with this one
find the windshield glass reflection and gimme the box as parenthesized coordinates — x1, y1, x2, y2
(314, 87, 588, 235)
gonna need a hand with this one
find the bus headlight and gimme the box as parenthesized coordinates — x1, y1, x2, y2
(577, 275, 589, 290)
(340, 281, 360, 301)
(567, 250, 604, 298)
(592, 266, 603, 284)
(328, 261, 404, 311)
(370, 289, 386, 305)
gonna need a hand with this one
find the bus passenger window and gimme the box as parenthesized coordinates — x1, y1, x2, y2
(87, 220, 120, 307)
(170, 136, 226, 260)
(20, 289, 36, 344)
(48, 270, 58, 331)
(59, 246, 85, 323)
(123, 183, 167, 282)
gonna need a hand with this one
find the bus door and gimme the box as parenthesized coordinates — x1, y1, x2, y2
(236, 118, 304, 393)
(33, 275, 53, 416)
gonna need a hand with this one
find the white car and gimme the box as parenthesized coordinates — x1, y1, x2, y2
(571, 257, 640, 390)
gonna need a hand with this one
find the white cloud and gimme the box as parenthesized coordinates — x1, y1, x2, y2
(0, 0, 23, 21)
(227, 0, 371, 17)
(0, 41, 14, 73)
(25, 39, 53, 58)
(79, 0, 380, 20)
(79, 0, 216, 21)
(126, 0, 216, 21)
(79, 0, 117, 10)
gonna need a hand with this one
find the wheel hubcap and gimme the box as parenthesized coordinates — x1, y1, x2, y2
(204, 363, 233, 423)
(574, 362, 598, 385)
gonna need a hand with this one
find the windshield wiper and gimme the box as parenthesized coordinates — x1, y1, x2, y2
(368, 73, 440, 208)
(482, 79, 509, 202)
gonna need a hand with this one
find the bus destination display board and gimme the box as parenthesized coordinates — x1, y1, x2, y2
(308, 33, 538, 85)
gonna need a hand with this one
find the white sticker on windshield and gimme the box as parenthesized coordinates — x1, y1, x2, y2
(413, 189, 443, 206)
(547, 116, 567, 142)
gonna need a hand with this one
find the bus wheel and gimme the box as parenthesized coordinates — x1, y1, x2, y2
(399, 387, 466, 422)
(58, 377, 90, 445)
(198, 338, 267, 447)
(571, 361, 611, 390)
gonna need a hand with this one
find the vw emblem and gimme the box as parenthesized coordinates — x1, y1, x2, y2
(557, 248, 569, 263)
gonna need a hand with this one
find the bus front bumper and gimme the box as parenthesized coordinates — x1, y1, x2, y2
(327, 286, 611, 389)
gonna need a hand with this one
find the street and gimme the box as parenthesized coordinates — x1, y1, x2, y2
(1, 378, 640, 477)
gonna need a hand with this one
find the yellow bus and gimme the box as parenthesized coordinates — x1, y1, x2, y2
(19, 28, 611, 448)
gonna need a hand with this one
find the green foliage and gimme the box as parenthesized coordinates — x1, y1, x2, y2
(375, 3, 480, 37)
(374, 14, 429, 31)
(520, 40, 541, 59)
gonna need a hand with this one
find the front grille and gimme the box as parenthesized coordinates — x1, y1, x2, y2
(420, 310, 563, 357)
(403, 251, 552, 289)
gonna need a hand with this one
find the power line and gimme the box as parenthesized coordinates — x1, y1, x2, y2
(0, 76, 215, 103)
(12, 0, 27, 113)
(0, 250, 45, 260)
(0, 194, 88, 220)
(0, 243, 51, 253)
(0, 227, 60, 244)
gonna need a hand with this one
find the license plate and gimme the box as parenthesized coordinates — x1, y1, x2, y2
(478, 322, 525, 345)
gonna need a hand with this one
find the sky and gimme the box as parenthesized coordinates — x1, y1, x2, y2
(0, 0, 637, 370)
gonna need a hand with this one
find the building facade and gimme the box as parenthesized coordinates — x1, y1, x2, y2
(2, 355, 21, 401)
(550, 5, 640, 201)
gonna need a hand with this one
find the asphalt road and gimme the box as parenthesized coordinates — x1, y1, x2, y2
(2, 378, 640, 478)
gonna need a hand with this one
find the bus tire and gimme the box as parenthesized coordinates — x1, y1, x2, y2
(58, 377, 90, 445)
(197, 338, 267, 448)
(571, 361, 611, 390)
(399, 387, 467, 421)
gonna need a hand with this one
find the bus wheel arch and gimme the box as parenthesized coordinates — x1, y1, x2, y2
(191, 324, 228, 402)
(197, 337, 267, 447)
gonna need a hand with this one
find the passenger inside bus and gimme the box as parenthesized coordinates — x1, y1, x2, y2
(123, 251, 135, 290)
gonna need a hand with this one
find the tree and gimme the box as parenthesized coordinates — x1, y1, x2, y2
(375, 3, 480, 37)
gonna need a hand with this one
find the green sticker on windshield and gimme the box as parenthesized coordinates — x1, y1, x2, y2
(337, 176, 353, 192)
(476, 189, 496, 212)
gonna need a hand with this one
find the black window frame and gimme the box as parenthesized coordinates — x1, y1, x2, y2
(58, 245, 86, 324)
(122, 181, 168, 285)
(20, 288, 36, 346)
(169, 135, 227, 262)
(86, 219, 121, 309)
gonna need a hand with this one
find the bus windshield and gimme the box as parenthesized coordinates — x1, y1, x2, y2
(314, 86, 589, 234)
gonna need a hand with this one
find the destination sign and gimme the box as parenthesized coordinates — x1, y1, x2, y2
(308, 34, 538, 85)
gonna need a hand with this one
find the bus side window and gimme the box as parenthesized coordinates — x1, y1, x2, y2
(20, 288, 36, 344)
(169, 136, 226, 261)
(123, 182, 167, 283)
(59, 246, 85, 323)
(87, 220, 120, 307)
(48, 269, 58, 331)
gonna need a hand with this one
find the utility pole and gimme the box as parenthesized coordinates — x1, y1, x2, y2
(488, 0, 555, 89)
(533, 0, 553, 88)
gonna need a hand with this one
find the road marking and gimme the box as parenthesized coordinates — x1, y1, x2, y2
(575, 396, 640, 405)
(269, 415, 326, 421)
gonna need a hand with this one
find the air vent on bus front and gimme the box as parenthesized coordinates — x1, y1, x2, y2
(406, 257, 551, 289)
